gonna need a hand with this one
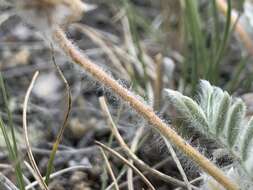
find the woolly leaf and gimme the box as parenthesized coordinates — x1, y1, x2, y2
(166, 80, 253, 180)
(182, 96, 208, 131)
(165, 89, 209, 131)
(213, 92, 230, 136)
(226, 99, 246, 148)
(164, 89, 191, 120)
(241, 118, 253, 161)
(198, 80, 213, 117)
(208, 87, 224, 130)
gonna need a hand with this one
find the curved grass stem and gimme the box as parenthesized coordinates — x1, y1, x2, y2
(23, 71, 49, 190)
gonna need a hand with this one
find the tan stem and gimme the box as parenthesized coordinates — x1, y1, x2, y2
(53, 28, 239, 190)
(99, 147, 120, 190)
(96, 141, 155, 190)
(23, 71, 49, 190)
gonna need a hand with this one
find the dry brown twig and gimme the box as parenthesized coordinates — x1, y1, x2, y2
(23, 71, 49, 190)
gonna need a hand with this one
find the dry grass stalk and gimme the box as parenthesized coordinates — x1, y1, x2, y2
(73, 23, 130, 80)
(0, 172, 19, 190)
(162, 137, 192, 190)
(153, 53, 164, 110)
(98, 96, 195, 188)
(53, 28, 238, 189)
(22, 71, 49, 190)
(25, 165, 89, 190)
(24, 161, 43, 188)
(127, 126, 145, 190)
(216, 0, 253, 56)
(99, 147, 120, 190)
(118, 158, 171, 189)
(95, 141, 155, 190)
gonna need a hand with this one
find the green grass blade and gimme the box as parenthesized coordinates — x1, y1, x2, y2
(0, 72, 25, 190)
(0, 118, 25, 190)
(184, 0, 208, 89)
(0, 72, 18, 156)
(225, 56, 249, 92)
(45, 49, 72, 184)
(211, 0, 221, 49)
(208, 0, 220, 80)
(213, 0, 232, 82)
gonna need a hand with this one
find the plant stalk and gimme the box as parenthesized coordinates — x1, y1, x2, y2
(53, 28, 239, 190)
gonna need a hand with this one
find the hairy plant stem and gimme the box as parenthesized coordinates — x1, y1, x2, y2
(53, 28, 239, 190)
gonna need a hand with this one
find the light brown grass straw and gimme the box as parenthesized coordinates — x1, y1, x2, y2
(99, 147, 120, 190)
(153, 53, 163, 110)
(53, 27, 239, 190)
(99, 96, 196, 189)
(162, 136, 192, 190)
(0, 172, 19, 190)
(216, 0, 253, 56)
(23, 71, 49, 190)
(127, 126, 145, 190)
(26, 165, 89, 190)
(73, 23, 130, 80)
(95, 141, 155, 190)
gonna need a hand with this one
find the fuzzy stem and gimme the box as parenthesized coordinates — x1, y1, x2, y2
(53, 28, 239, 190)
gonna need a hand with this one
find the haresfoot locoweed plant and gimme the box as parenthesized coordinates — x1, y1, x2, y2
(165, 80, 253, 188)
(0, 1, 243, 189)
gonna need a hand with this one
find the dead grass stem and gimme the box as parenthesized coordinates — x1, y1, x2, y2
(99, 96, 196, 189)
(95, 141, 155, 190)
(216, 0, 253, 56)
(99, 147, 120, 190)
(22, 71, 49, 190)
